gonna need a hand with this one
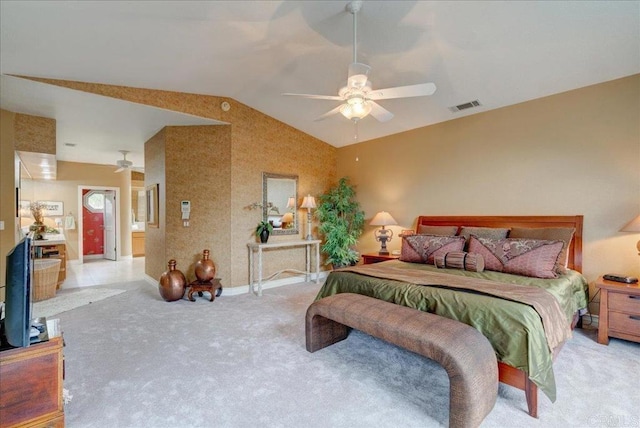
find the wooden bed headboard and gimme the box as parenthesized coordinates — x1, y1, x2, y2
(415, 215, 583, 273)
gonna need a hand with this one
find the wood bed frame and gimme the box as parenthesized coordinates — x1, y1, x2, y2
(415, 215, 584, 418)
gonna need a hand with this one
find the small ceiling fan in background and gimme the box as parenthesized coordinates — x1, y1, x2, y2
(113, 150, 142, 173)
(283, 0, 436, 123)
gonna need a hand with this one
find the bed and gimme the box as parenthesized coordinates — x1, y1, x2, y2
(315, 215, 588, 417)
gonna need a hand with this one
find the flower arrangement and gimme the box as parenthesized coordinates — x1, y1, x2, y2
(30, 201, 46, 224)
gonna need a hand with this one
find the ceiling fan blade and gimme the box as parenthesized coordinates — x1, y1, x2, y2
(368, 82, 436, 100)
(282, 93, 344, 101)
(368, 101, 394, 122)
(114, 167, 125, 173)
(314, 104, 345, 121)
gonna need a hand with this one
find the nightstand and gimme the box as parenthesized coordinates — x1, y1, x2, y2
(595, 276, 640, 345)
(361, 253, 400, 264)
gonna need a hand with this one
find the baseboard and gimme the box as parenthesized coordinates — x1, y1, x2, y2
(144, 271, 329, 295)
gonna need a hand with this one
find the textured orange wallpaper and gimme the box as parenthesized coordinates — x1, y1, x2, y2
(14, 113, 56, 154)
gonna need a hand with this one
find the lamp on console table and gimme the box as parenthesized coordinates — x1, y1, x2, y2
(621, 215, 640, 255)
(370, 211, 398, 255)
(301, 195, 317, 240)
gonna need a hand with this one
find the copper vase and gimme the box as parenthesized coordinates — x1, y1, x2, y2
(159, 259, 186, 301)
(195, 249, 216, 282)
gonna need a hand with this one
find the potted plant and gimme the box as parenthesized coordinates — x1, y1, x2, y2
(255, 220, 273, 243)
(316, 177, 365, 268)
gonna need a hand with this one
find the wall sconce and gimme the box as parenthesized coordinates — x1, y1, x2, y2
(621, 215, 640, 255)
(300, 195, 317, 240)
(370, 211, 398, 255)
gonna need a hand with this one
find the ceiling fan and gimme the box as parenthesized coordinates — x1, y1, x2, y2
(113, 150, 142, 173)
(283, 0, 436, 123)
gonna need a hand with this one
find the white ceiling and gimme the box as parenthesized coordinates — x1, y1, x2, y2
(1, 1, 639, 170)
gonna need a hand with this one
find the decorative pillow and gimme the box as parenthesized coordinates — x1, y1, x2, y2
(400, 235, 465, 264)
(417, 225, 459, 236)
(467, 235, 564, 278)
(508, 227, 575, 272)
(434, 251, 485, 272)
(459, 226, 510, 242)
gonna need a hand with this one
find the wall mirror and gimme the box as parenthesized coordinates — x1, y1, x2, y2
(263, 172, 298, 235)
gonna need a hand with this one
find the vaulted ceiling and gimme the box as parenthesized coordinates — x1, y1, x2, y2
(1, 1, 638, 169)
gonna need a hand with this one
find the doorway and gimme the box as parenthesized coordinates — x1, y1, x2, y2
(77, 186, 120, 262)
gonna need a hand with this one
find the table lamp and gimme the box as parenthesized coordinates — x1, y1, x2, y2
(621, 214, 640, 255)
(370, 211, 398, 255)
(281, 212, 294, 229)
(301, 195, 317, 240)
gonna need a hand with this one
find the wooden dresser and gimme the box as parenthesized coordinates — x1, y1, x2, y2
(0, 336, 64, 427)
(596, 276, 640, 345)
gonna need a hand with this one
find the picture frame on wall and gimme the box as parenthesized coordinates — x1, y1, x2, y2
(146, 184, 159, 228)
(39, 201, 64, 216)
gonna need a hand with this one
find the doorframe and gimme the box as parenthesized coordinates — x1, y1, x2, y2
(77, 185, 121, 263)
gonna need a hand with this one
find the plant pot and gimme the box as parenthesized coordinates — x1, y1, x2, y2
(260, 229, 269, 243)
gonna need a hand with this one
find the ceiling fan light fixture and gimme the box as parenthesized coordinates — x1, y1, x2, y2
(340, 101, 371, 120)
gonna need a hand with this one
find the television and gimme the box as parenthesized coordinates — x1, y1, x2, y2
(2, 236, 33, 348)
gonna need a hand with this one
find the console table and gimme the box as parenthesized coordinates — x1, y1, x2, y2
(248, 240, 321, 296)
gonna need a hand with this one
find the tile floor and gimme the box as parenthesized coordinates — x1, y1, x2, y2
(61, 257, 146, 289)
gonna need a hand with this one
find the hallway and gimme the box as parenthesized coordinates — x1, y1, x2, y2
(61, 257, 146, 289)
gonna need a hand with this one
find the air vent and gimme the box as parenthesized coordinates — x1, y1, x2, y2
(449, 100, 482, 113)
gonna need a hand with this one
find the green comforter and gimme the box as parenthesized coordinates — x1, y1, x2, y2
(315, 260, 589, 401)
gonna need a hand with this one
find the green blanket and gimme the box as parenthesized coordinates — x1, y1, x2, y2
(315, 260, 589, 402)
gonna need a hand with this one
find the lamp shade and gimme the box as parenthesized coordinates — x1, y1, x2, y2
(286, 197, 296, 209)
(301, 195, 317, 209)
(621, 215, 640, 233)
(370, 211, 398, 226)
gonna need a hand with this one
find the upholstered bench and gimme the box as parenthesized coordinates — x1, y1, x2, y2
(305, 293, 498, 428)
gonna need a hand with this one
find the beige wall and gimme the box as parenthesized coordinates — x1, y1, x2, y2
(0, 110, 17, 300)
(338, 75, 640, 312)
(20, 161, 132, 261)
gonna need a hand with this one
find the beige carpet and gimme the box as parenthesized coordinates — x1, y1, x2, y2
(32, 287, 126, 319)
(53, 280, 639, 428)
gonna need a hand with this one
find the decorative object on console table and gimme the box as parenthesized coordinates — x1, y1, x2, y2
(159, 259, 186, 302)
(596, 276, 640, 345)
(256, 221, 273, 243)
(620, 214, 640, 256)
(195, 249, 216, 282)
(370, 211, 398, 255)
(361, 253, 400, 265)
(300, 194, 317, 240)
(29, 201, 47, 240)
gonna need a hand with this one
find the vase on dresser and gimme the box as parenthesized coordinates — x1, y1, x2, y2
(159, 259, 186, 301)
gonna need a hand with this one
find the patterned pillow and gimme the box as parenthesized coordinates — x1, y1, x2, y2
(508, 227, 575, 273)
(400, 235, 466, 264)
(434, 251, 485, 272)
(417, 225, 459, 236)
(467, 235, 564, 278)
(459, 226, 510, 241)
